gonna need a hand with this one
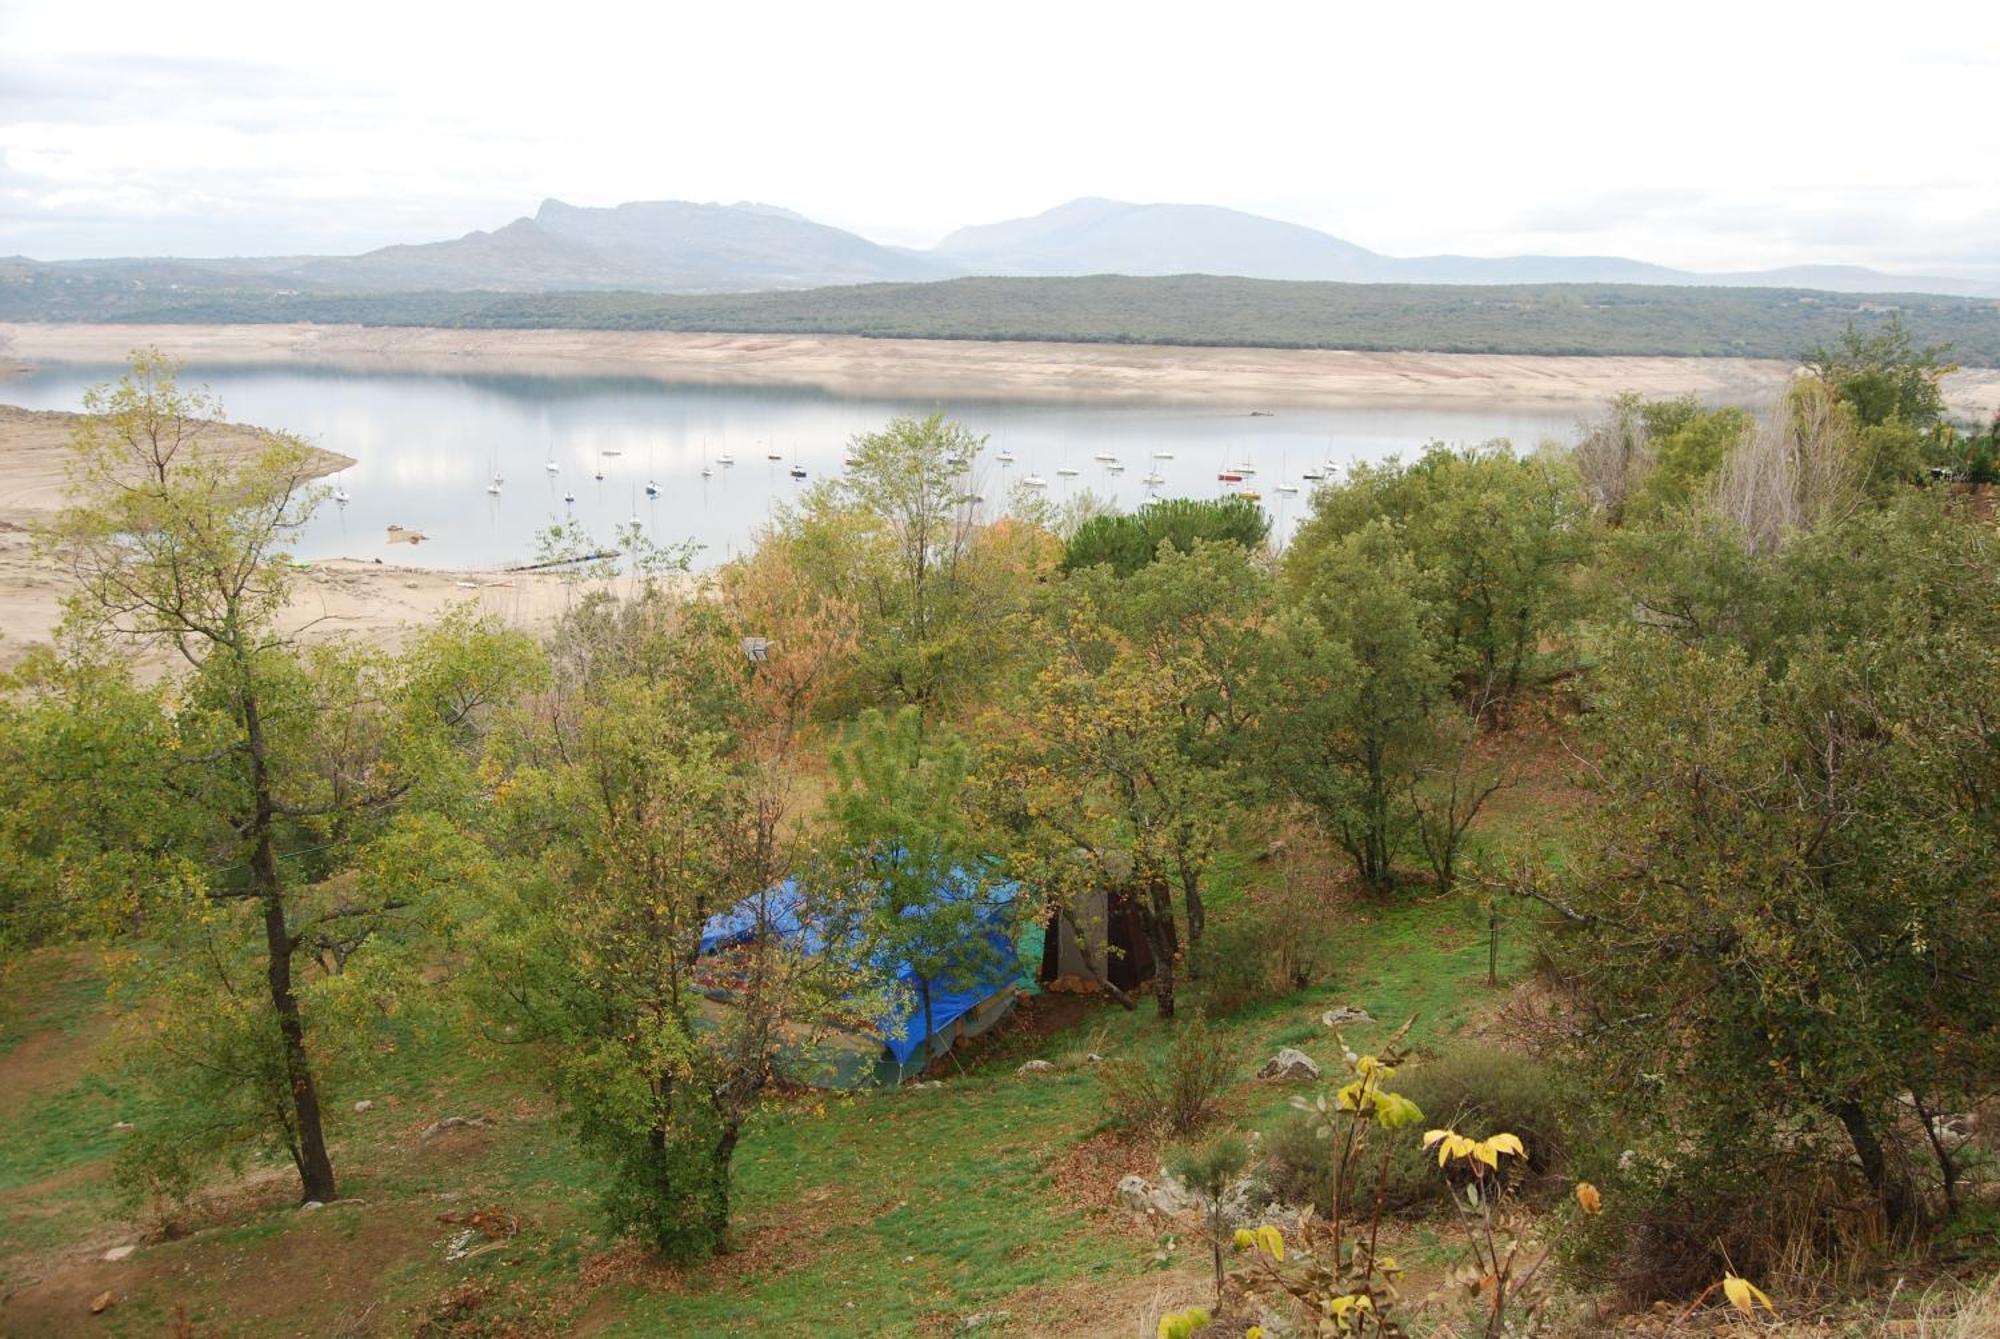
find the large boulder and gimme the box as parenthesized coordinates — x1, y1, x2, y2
(1258, 1048, 1322, 1082)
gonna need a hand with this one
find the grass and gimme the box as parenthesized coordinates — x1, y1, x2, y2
(0, 837, 1551, 1336)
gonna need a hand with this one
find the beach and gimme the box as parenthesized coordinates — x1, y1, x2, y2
(16, 320, 1982, 413)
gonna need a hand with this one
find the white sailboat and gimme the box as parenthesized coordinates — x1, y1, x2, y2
(1022, 474, 1049, 488)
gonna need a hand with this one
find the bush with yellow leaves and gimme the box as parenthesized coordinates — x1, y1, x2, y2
(1218, 1020, 1426, 1335)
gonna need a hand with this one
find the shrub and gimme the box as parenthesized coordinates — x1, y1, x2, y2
(1193, 860, 1342, 1018)
(1099, 1015, 1237, 1137)
(1191, 916, 1286, 1018)
(1262, 1047, 1568, 1218)
(1561, 1148, 1887, 1305)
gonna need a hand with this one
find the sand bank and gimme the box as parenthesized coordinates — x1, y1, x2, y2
(2, 320, 1940, 414)
(0, 404, 583, 673)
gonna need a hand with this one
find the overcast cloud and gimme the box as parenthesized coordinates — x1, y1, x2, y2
(3, 0, 1996, 276)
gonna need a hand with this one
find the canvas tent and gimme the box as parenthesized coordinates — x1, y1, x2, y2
(697, 873, 1021, 1088)
(1039, 888, 1155, 994)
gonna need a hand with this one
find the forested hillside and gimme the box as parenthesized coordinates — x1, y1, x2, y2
(6, 269, 2000, 364)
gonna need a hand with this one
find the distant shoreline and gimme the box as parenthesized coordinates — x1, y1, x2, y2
(2, 321, 1825, 411)
(8, 322, 1995, 425)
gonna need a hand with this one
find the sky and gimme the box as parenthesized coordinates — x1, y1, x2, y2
(3, 0, 1997, 277)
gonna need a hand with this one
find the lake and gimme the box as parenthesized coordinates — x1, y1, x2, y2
(3, 363, 1583, 568)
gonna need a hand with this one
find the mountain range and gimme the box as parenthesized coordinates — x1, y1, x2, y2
(17, 197, 1998, 300)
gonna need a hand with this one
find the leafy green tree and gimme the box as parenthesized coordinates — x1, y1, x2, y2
(1805, 314, 1952, 432)
(979, 579, 1237, 1018)
(1062, 495, 1270, 575)
(30, 354, 531, 1205)
(1288, 443, 1588, 703)
(1623, 397, 1753, 521)
(823, 707, 1006, 1065)
(1534, 496, 2000, 1230)
(1269, 523, 1445, 892)
(471, 590, 875, 1258)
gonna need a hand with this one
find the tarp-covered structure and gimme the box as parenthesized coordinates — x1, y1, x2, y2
(697, 871, 1021, 1087)
(1039, 888, 1156, 994)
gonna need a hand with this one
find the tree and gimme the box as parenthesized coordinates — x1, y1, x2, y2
(1269, 523, 1445, 893)
(1062, 495, 1270, 576)
(833, 413, 990, 713)
(471, 589, 875, 1258)
(822, 707, 1008, 1067)
(979, 580, 1237, 1019)
(32, 353, 532, 1205)
(1534, 496, 2000, 1231)
(1805, 314, 1952, 432)
(1287, 443, 1588, 705)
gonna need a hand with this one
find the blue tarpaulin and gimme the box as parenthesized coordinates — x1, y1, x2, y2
(697, 870, 1019, 1066)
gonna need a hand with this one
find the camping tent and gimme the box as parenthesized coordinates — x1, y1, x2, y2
(697, 873, 1021, 1087)
(1039, 888, 1155, 994)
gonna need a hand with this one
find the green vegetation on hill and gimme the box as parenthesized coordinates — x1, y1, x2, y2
(3, 333, 1999, 1334)
(6, 269, 2000, 364)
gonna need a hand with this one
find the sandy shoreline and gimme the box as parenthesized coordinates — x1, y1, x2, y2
(0, 320, 1911, 413)
(0, 404, 584, 673)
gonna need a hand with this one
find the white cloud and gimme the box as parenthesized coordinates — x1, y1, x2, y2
(1, 0, 1995, 273)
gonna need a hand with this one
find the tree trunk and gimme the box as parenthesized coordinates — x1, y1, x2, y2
(1140, 875, 1179, 1019)
(261, 873, 336, 1203)
(919, 978, 936, 1077)
(1180, 864, 1206, 974)
(244, 689, 336, 1205)
(1833, 1098, 1908, 1226)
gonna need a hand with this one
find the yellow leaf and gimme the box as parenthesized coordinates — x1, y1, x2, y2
(1245, 1330, 1264, 1339)
(1256, 1224, 1286, 1262)
(1232, 1228, 1255, 1249)
(1488, 1131, 1526, 1159)
(1722, 1274, 1773, 1314)
(1575, 1182, 1602, 1215)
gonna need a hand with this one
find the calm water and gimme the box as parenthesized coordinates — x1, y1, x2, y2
(5, 363, 1581, 568)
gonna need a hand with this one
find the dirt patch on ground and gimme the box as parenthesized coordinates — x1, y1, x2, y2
(0, 1200, 440, 1336)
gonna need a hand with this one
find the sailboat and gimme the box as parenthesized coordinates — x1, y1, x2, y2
(563, 489, 576, 505)
(645, 479, 660, 498)
(544, 446, 560, 474)
(996, 449, 1016, 465)
(333, 483, 351, 504)
(1092, 451, 1118, 463)
(486, 454, 504, 495)
(1152, 450, 1175, 460)
(1022, 473, 1049, 489)
(1275, 452, 1300, 494)
(1143, 471, 1165, 486)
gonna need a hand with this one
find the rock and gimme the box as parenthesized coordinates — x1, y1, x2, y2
(1015, 1059, 1055, 1075)
(89, 1290, 113, 1314)
(353, 1099, 374, 1113)
(101, 1245, 136, 1262)
(109, 1121, 134, 1132)
(1258, 1048, 1322, 1082)
(419, 1115, 492, 1142)
(1321, 1006, 1374, 1027)
(1116, 1174, 1161, 1214)
(956, 1311, 1012, 1333)
(1114, 1171, 1194, 1216)
(1084, 1053, 1105, 1064)
(908, 1080, 944, 1091)
(300, 1200, 324, 1211)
